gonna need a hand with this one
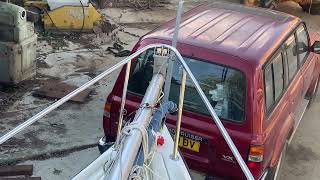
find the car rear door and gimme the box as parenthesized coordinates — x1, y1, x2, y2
(262, 48, 293, 168)
(296, 24, 317, 97)
(118, 42, 254, 179)
(283, 34, 304, 123)
(163, 57, 251, 178)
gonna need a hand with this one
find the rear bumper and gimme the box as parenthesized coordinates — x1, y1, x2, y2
(205, 170, 267, 180)
(97, 136, 114, 154)
(98, 134, 267, 179)
(259, 170, 268, 180)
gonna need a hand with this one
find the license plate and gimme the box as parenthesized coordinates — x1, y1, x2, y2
(178, 136, 200, 152)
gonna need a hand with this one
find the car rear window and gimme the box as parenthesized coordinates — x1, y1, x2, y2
(128, 49, 246, 122)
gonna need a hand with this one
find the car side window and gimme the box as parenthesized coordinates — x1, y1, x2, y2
(296, 25, 309, 65)
(284, 35, 298, 82)
(264, 63, 274, 110)
(264, 52, 285, 112)
(273, 54, 284, 100)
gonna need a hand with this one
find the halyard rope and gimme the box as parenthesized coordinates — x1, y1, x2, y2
(102, 48, 168, 179)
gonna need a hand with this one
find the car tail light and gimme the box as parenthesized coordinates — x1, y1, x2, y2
(248, 145, 264, 162)
(104, 102, 112, 118)
(103, 101, 114, 139)
(247, 145, 264, 179)
(247, 161, 261, 178)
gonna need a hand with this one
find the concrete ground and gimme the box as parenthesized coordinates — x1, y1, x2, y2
(280, 87, 320, 180)
(0, 0, 320, 180)
(21, 148, 100, 179)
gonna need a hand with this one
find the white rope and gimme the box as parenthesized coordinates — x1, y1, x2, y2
(141, 133, 163, 180)
(129, 165, 146, 180)
(102, 121, 135, 178)
(122, 122, 149, 162)
(105, 111, 151, 178)
(102, 105, 167, 179)
(102, 55, 168, 179)
(104, 113, 166, 180)
(103, 148, 118, 174)
(129, 147, 165, 180)
(143, 164, 166, 180)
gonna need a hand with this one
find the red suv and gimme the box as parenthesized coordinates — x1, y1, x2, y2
(101, 2, 320, 179)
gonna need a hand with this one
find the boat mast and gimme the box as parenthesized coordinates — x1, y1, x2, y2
(162, 0, 184, 103)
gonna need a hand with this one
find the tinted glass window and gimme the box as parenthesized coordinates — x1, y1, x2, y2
(296, 25, 309, 65)
(273, 54, 284, 100)
(264, 52, 285, 112)
(285, 35, 298, 81)
(264, 63, 274, 110)
(128, 49, 247, 122)
(128, 50, 154, 95)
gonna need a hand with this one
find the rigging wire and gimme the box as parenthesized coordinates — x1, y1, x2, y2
(101, 48, 171, 179)
(79, 0, 85, 33)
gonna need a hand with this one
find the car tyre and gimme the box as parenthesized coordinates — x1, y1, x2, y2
(266, 141, 288, 180)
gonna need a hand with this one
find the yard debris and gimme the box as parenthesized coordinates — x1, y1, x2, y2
(107, 42, 131, 57)
(0, 165, 33, 176)
(49, 122, 65, 128)
(93, 20, 118, 36)
(33, 81, 92, 103)
(1, 103, 52, 115)
(0, 80, 39, 114)
(95, 0, 170, 9)
(0, 165, 41, 179)
(0, 0, 154, 173)
(52, 168, 62, 175)
(0, 91, 9, 103)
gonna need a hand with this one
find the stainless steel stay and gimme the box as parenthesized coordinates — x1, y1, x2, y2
(0, 44, 254, 180)
(166, 45, 254, 180)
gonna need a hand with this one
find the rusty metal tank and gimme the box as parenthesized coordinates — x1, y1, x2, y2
(0, 2, 37, 84)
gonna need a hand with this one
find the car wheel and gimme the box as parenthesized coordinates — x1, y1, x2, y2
(266, 142, 288, 180)
(307, 77, 319, 108)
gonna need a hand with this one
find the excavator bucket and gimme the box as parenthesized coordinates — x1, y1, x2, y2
(42, 3, 102, 31)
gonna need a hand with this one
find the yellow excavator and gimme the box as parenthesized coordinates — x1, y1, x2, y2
(7, 0, 102, 31)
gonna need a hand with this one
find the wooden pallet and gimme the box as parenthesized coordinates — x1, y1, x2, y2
(0, 165, 41, 180)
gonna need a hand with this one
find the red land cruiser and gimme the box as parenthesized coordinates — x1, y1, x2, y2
(101, 2, 320, 179)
